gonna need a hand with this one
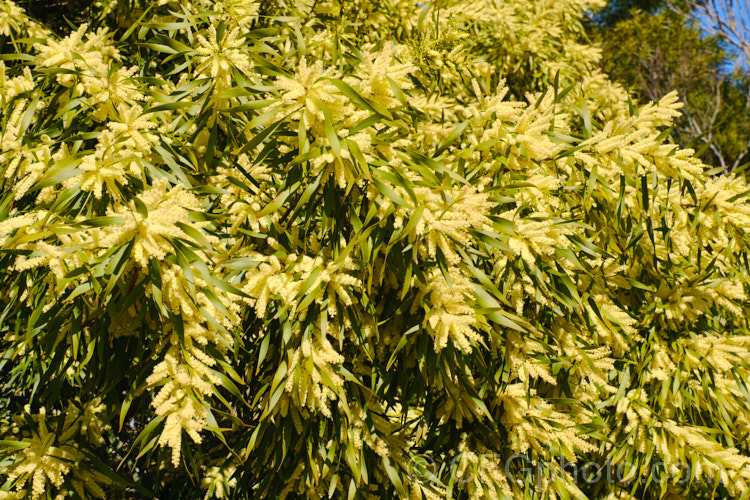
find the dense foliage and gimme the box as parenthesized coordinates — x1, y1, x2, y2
(2, 0, 750, 498)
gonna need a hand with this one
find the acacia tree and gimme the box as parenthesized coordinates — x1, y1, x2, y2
(2, 0, 750, 499)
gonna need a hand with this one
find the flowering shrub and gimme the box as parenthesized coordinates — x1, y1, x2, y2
(1, 0, 750, 498)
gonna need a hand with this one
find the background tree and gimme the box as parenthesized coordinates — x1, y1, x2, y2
(593, 1, 750, 171)
(592, 0, 666, 25)
(678, 0, 750, 64)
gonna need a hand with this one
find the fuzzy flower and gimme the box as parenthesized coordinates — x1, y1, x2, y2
(94, 178, 215, 268)
(194, 25, 253, 90)
(275, 58, 347, 132)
